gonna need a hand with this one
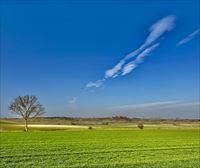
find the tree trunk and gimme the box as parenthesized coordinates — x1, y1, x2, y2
(24, 119, 28, 132)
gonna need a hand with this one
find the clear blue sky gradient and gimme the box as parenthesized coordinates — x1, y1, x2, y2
(1, 1, 199, 118)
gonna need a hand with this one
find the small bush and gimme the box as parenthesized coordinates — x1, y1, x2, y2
(137, 123, 144, 129)
(88, 126, 93, 130)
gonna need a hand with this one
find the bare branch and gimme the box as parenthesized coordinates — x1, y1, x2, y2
(9, 95, 45, 131)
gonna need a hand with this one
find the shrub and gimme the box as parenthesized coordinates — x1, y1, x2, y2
(88, 126, 93, 130)
(137, 123, 144, 129)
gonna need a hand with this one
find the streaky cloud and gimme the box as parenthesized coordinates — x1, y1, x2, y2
(68, 97, 78, 111)
(105, 15, 176, 78)
(86, 79, 105, 88)
(176, 28, 200, 46)
(86, 15, 176, 89)
(68, 97, 77, 104)
(111, 101, 180, 110)
(144, 15, 176, 47)
(105, 60, 125, 78)
(108, 101, 200, 119)
(122, 43, 160, 76)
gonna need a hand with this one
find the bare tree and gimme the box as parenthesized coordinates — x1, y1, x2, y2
(9, 95, 45, 131)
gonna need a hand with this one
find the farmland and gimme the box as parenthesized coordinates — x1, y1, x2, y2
(0, 127, 199, 167)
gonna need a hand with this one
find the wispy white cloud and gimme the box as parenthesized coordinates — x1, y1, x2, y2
(111, 101, 180, 110)
(143, 15, 176, 47)
(68, 97, 77, 111)
(86, 15, 176, 89)
(109, 101, 200, 119)
(68, 97, 77, 104)
(86, 79, 105, 88)
(176, 28, 200, 46)
(105, 15, 176, 78)
(74, 101, 199, 119)
(105, 60, 125, 78)
(122, 43, 160, 75)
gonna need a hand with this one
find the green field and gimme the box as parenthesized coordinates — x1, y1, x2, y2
(0, 129, 199, 168)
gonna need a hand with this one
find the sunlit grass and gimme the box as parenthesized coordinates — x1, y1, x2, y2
(0, 129, 199, 167)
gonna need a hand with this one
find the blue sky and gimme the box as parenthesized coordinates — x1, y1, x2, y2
(1, 0, 199, 118)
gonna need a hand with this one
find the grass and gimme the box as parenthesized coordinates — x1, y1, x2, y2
(0, 128, 199, 167)
(0, 120, 17, 125)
